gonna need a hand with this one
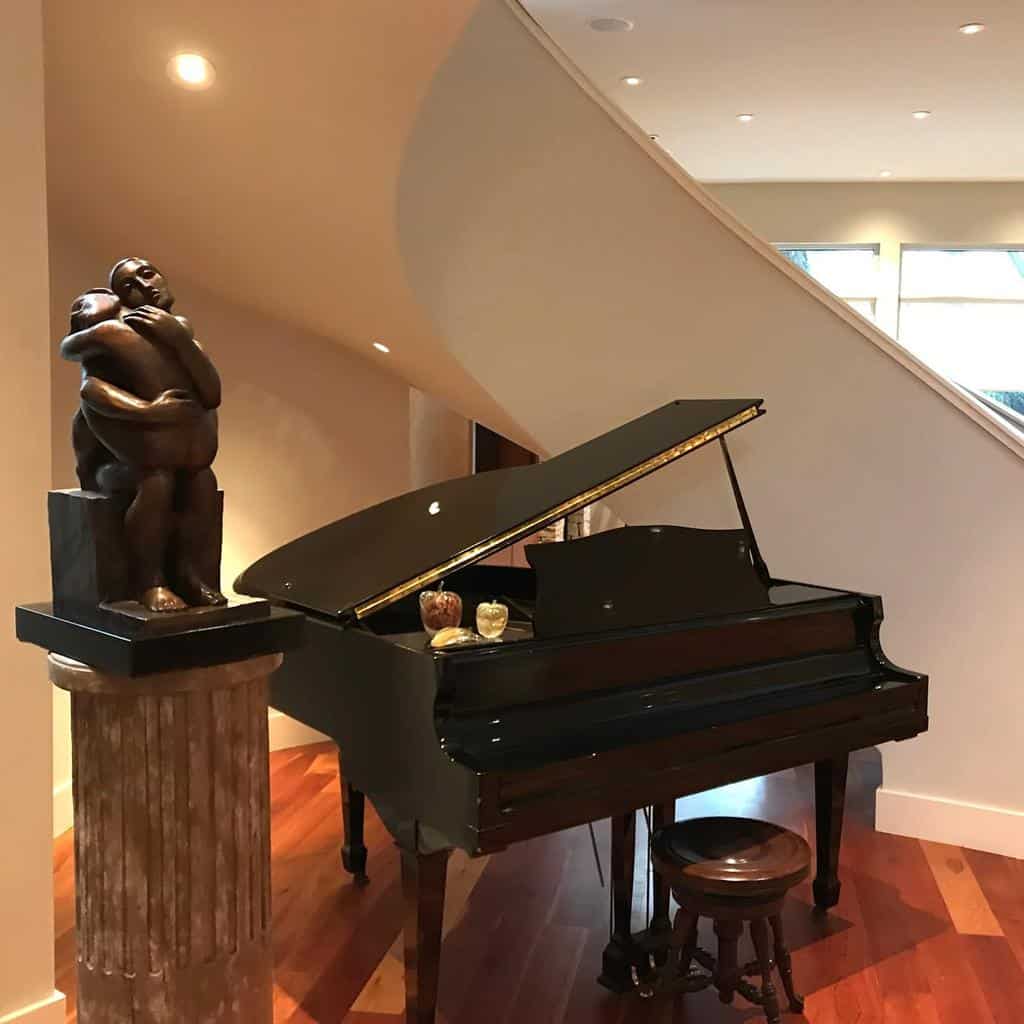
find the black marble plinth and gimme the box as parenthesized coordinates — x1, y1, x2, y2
(16, 601, 303, 676)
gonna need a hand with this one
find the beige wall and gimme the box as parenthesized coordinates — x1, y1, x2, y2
(0, 3, 63, 1021)
(397, 0, 1024, 855)
(409, 387, 471, 489)
(710, 182, 1024, 338)
(49, 239, 415, 829)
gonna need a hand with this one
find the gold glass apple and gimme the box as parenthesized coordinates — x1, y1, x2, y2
(476, 600, 509, 640)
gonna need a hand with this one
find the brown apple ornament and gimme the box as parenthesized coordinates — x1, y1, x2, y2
(419, 583, 463, 636)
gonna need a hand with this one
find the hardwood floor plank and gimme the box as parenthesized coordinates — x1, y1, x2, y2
(965, 847, 1024, 974)
(920, 840, 1003, 937)
(54, 742, 1021, 1023)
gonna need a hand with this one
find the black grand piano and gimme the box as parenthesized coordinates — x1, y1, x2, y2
(236, 399, 927, 1023)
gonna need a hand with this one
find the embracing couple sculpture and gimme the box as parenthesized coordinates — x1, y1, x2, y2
(61, 258, 225, 612)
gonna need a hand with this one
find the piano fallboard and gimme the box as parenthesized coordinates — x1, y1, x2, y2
(474, 674, 925, 851)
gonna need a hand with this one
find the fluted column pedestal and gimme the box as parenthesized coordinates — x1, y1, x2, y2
(50, 651, 281, 1024)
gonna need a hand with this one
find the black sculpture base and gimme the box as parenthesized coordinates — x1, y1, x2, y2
(98, 597, 265, 635)
(16, 600, 303, 676)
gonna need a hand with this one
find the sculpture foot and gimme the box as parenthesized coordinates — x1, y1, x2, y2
(178, 576, 228, 606)
(141, 586, 188, 612)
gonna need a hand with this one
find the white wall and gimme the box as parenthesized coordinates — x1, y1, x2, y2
(711, 182, 1024, 339)
(0, 3, 64, 1021)
(397, 0, 1024, 856)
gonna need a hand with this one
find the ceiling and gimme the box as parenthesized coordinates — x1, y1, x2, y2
(42, 0, 538, 451)
(522, 0, 1024, 181)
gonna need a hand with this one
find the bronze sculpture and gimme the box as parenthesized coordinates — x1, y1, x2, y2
(60, 258, 225, 612)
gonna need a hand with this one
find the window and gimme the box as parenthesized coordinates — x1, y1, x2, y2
(777, 245, 879, 321)
(899, 248, 1024, 413)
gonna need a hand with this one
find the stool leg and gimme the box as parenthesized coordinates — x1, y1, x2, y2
(671, 907, 699, 979)
(770, 914, 804, 1013)
(750, 919, 782, 1024)
(714, 919, 743, 1004)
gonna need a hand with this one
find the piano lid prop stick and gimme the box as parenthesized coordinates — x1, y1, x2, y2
(719, 436, 771, 584)
(588, 822, 606, 888)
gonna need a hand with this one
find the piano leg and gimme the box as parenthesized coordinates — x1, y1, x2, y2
(813, 754, 849, 910)
(650, 801, 676, 962)
(401, 846, 450, 1024)
(598, 810, 639, 992)
(338, 750, 369, 885)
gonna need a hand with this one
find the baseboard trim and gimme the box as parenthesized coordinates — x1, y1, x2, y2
(876, 787, 1024, 859)
(268, 710, 328, 751)
(52, 779, 73, 839)
(0, 991, 66, 1024)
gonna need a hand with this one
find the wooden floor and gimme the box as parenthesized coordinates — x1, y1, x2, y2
(54, 743, 1024, 1022)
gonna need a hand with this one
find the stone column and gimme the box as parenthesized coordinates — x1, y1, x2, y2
(50, 652, 280, 1024)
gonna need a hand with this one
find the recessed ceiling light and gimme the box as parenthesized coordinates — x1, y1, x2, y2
(649, 134, 660, 141)
(373, 341, 390, 353)
(912, 109, 932, 119)
(621, 75, 643, 86)
(167, 52, 216, 91)
(959, 22, 985, 34)
(589, 17, 634, 32)
(879, 169, 894, 178)
(736, 113, 755, 123)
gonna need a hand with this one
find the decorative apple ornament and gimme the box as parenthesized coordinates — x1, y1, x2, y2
(476, 599, 509, 640)
(418, 583, 463, 636)
(430, 626, 479, 649)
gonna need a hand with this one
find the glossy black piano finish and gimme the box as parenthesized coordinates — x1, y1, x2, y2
(237, 400, 928, 1021)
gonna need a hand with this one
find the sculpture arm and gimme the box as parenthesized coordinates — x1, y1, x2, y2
(172, 334, 222, 410)
(59, 319, 134, 362)
(122, 308, 222, 409)
(80, 377, 200, 424)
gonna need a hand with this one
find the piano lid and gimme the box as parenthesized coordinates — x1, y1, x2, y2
(235, 398, 764, 621)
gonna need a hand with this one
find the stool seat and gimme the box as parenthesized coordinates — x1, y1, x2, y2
(653, 816, 811, 898)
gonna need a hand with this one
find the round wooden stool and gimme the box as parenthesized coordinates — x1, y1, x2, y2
(649, 816, 810, 1023)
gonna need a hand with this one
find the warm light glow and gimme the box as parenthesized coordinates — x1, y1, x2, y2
(167, 53, 215, 90)
(879, 169, 894, 178)
(736, 113, 755, 123)
(372, 341, 390, 353)
(621, 75, 643, 86)
(959, 22, 985, 34)
(912, 110, 932, 120)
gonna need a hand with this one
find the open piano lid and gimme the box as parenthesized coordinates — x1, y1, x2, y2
(235, 398, 764, 621)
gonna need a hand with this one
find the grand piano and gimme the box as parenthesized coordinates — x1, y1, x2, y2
(236, 398, 928, 1023)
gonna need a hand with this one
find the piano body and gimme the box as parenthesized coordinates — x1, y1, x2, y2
(236, 399, 928, 1023)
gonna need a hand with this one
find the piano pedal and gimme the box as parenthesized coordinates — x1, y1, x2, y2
(630, 954, 659, 999)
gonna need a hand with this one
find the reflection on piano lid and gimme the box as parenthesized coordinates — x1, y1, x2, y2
(235, 398, 764, 622)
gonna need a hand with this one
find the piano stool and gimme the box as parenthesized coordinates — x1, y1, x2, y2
(644, 816, 811, 1023)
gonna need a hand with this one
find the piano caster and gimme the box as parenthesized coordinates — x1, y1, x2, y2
(342, 846, 370, 886)
(812, 877, 840, 911)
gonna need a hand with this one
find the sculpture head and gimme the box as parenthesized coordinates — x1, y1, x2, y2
(109, 258, 174, 310)
(70, 288, 121, 331)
